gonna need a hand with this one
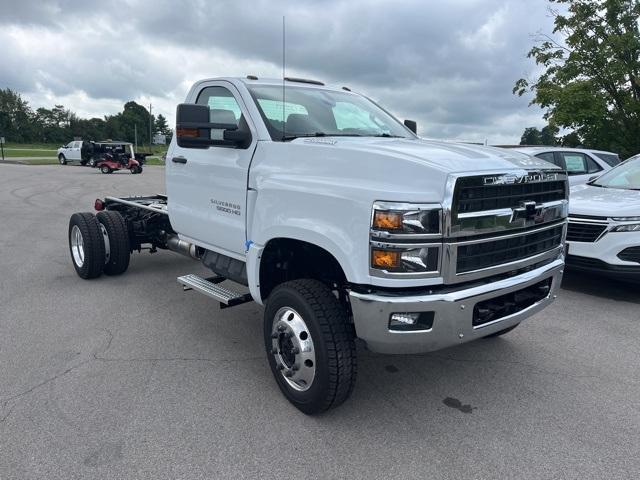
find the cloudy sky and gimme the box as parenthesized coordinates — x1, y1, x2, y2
(0, 0, 560, 144)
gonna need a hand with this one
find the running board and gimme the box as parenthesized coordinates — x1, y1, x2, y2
(177, 274, 253, 308)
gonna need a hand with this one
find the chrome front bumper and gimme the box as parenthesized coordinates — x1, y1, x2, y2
(349, 258, 564, 354)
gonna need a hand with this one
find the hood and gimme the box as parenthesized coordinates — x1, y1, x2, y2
(570, 184, 640, 217)
(297, 137, 558, 174)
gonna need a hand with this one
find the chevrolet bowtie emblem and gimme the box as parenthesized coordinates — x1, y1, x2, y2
(511, 201, 539, 222)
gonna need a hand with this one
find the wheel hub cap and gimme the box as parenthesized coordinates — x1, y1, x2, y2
(70, 225, 85, 267)
(271, 307, 316, 391)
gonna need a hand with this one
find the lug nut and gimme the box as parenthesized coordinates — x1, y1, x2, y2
(277, 325, 286, 332)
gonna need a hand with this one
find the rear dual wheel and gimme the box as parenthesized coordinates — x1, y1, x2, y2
(68, 211, 130, 279)
(130, 165, 142, 174)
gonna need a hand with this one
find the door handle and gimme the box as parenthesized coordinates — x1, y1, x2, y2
(172, 156, 187, 164)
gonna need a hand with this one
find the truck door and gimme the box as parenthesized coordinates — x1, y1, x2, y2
(68, 141, 82, 161)
(166, 82, 256, 258)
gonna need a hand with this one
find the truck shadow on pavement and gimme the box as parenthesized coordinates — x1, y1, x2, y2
(560, 270, 639, 304)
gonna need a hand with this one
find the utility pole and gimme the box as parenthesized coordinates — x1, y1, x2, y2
(149, 103, 153, 148)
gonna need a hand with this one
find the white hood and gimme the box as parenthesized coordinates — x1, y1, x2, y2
(570, 184, 640, 217)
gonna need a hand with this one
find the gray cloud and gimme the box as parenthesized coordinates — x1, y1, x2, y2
(0, 0, 556, 142)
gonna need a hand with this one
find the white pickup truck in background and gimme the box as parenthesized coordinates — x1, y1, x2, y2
(67, 76, 568, 413)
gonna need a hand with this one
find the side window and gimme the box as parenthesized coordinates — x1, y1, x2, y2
(535, 152, 562, 168)
(196, 86, 242, 127)
(560, 152, 588, 175)
(585, 155, 603, 174)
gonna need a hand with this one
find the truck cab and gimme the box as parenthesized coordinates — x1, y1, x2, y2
(69, 76, 568, 414)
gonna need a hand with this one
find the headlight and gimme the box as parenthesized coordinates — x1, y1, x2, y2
(611, 224, 640, 232)
(371, 202, 442, 236)
(371, 246, 440, 273)
(370, 202, 443, 276)
(612, 217, 640, 222)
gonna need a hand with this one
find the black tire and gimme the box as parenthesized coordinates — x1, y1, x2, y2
(96, 210, 130, 275)
(100, 165, 111, 174)
(484, 323, 520, 338)
(68, 212, 105, 279)
(264, 279, 357, 414)
(89, 158, 97, 168)
(58, 154, 67, 165)
(80, 160, 88, 166)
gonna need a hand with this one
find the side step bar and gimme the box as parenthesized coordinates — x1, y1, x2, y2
(177, 274, 253, 308)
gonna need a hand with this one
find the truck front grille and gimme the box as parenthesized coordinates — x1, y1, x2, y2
(444, 171, 568, 283)
(456, 225, 564, 274)
(455, 179, 566, 214)
(566, 221, 607, 242)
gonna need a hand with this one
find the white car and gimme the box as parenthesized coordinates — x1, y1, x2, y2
(566, 157, 640, 281)
(514, 147, 620, 186)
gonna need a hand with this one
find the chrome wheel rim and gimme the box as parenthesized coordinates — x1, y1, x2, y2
(271, 307, 316, 392)
(71, 225, 85, 267)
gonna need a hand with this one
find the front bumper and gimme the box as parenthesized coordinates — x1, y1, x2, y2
(349, 259, 564, 354)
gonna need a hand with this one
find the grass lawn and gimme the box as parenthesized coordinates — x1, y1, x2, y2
(2, 149, 57, 158)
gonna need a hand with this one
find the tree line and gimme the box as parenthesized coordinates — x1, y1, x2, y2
(515, 0, 640, 158)
(0, 88, 172, 145)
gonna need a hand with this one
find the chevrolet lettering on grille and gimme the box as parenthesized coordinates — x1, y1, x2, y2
(482, 172, 559, 186)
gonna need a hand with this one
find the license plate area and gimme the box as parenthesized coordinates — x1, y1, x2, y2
(472, 278, 552, 327)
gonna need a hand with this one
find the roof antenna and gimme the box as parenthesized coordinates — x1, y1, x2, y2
(282, 15, 286, 141)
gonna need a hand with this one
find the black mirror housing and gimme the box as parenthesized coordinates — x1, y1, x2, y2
(404, 119, 417, 134)
(176, 103, 251, 148)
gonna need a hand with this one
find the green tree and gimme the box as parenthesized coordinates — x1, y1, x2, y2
(519, 124, 559, 145)
(520, 127, 542, 145)
(155, 114, 171, 136)
(514, 0, 640, 158)
(0, 88, 36, 142)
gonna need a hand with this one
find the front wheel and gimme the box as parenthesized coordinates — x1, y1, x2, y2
(100, 165, 111, 174)
(264, 279, 357, 414)
(89, 158, 97, 167)
(58, 154, 67, 165)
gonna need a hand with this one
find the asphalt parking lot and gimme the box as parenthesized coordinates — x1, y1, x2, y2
(1, 163, 639, 479)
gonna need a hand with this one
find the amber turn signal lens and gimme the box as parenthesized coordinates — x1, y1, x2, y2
(371, 249, 401, 269)
(177, 127, 199, 138)
(373, 211, 403, 230)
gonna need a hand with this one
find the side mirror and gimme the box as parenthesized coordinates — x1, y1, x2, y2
(404, 119, 417, 134)
(176, 103, 250, 148)
(587, 175, 600, 183)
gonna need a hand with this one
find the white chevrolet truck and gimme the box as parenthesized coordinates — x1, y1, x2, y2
(68, 76, 568, 414)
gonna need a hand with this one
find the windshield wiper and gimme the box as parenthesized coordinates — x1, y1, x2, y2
(370, 133, 405, 138)
(281, 132, 362, 141)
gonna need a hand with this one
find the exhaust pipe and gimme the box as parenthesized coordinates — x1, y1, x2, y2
(166, 235, 200, 259)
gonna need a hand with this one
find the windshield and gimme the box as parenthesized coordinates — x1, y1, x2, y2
(246, 85, 413, 141)
(592, 158, 640, 190)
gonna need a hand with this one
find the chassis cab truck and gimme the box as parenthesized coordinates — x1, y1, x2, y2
(68, 76, 568, 414)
